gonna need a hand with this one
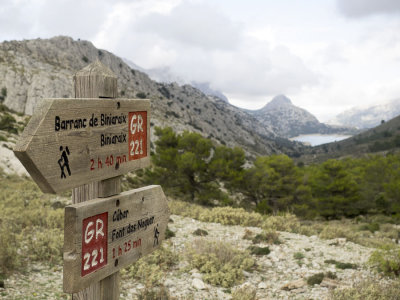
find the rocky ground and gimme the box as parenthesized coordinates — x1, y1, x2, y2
(0, 214, 391, 300)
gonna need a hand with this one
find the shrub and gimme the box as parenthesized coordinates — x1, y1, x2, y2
(324, 259, 357, 270)
(307, 272, 324, 286)
(24, 227, 63, 265)
(318, 223, 355, 240)
(330, 279, 400, 300)
(294, 252, 305, 260)
(136, 285, 172, 300)
(358, 222, 380, 233)
(252, 230, 281, 245)
(232, 283, 257, 300)
(82, 56, 89, 63)
(1, 87, 6, 98)
(127, 243, 178, 286)
(185, 239, 254, 288)
(325, 271, 337, 279)
(262, 213, 301, 233)
(136, 92, 147, 99)
(0, 220, 20, 274)
(248, 246, 270, 256)
(168, 200, 204, 220)
(193, 228, 208, 236)
(0, 175, 65, 274)
(199, 206, 264, 227)
(369, 247, 400, 277)
(0, 113, 17, 134)
(242, 229, 254, 240)
(165, 227, 175, 239)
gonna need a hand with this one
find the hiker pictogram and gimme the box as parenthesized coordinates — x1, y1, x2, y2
(58, 146, 71, 178)
(154, 224, 160, 247)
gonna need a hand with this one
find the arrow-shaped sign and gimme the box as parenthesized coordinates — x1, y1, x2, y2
(14, 98, 150, 194)
(63, 185, 170, 293)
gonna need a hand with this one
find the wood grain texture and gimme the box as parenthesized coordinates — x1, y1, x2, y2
(64, 185, 170, 293)
(70, 61, 121, 300)
(13, 98, 150, 193)
(74, 60, 118, 98)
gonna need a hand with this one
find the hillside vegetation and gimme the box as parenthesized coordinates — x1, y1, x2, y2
(300, 114, 400, 163)
(127, 126, 400, 220)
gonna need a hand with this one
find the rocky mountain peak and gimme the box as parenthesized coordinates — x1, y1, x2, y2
(264, 94, 292, 110)
(248, 95, 350, 138)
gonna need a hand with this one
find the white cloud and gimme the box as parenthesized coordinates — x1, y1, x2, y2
(337, 0, 400, 18)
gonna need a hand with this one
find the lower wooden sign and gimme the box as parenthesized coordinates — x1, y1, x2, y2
(63, 185, 170, 293)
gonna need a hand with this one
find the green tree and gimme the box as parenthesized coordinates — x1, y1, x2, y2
(148, 127, 244, 205)
(240, 155, 302, 213)
(310, 159, 361, 218)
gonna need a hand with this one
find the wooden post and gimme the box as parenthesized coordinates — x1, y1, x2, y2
(71, 61, 120, 300)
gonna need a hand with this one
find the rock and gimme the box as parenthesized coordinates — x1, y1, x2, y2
(164, 279, 175, 287)
(320, 278, 339, 289)
(281, 279, 307, 291)
(192, 272, 202, 279)
(192, 278, 206, 290)
(258, 281, 268, 289)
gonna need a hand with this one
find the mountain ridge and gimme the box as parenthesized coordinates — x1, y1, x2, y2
(330, 98, 400, 129)
(0, 36, 304, 157)
(247, 95, 353, 138)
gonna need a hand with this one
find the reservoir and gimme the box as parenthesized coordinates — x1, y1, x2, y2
(290, 134, 352, 146)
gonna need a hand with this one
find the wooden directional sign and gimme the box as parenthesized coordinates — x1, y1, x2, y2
(63, 185, 170, 293)
(13, 98, 150, 194)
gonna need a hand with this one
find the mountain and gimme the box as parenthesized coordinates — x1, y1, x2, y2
(123, 60, 229, 103)
(247, 95, 352, 138)
(331, 98, 400, 129)
(0, 36, 304, 157)
(298, 113, 400, 163)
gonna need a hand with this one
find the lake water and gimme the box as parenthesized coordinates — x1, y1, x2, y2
(290, 134, 352, 146)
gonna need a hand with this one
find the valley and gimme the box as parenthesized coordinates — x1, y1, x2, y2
(1, 36, 400, 300)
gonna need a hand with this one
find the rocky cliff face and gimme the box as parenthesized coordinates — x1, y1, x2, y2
(248, 95, 349, 138)
(0, 36, 303, 157)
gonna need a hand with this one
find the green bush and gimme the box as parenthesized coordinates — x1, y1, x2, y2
(199, 207, 264, 227)
(232, 283, 257, 300)
(185, 239, 254, 287)
(330, 279, 400, 300)
(252, 229, 281, 245)
(248, 246, 270, 256)
(165, 227, 175, 239)
(358, 222, 380, 233)
(0, 220, 20, 274)
(369, 247, 400, 277)
(193, 228, 208, 236)
(1, 87, 6, 98)
(307, 272, 324, 286)
(136, 285, 172, 300)
(325, 259, 358, 270)
(127, 243, 178, 286)
(0, 174, 65, 275)
(262, 213, 301, 233)
(0, 113, 17, 134)
(136, 92, 147, 99)
(294, 252, 305, 260)
(24, 227, 63, 265)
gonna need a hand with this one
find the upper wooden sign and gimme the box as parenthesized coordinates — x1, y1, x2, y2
(13, 98, 150, 194)
(63, 185, 170, 293)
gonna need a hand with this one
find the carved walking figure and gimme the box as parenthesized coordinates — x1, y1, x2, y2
(154, 224, 160, 247)
(58, 146, 71, 178)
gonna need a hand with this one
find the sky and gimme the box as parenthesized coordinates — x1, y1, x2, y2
(1, 0, 400, 122)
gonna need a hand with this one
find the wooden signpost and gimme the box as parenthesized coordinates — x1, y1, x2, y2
(13, 98, 150, 194)
(64, 185, 169, 293)
(13, 61, 170, 300)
